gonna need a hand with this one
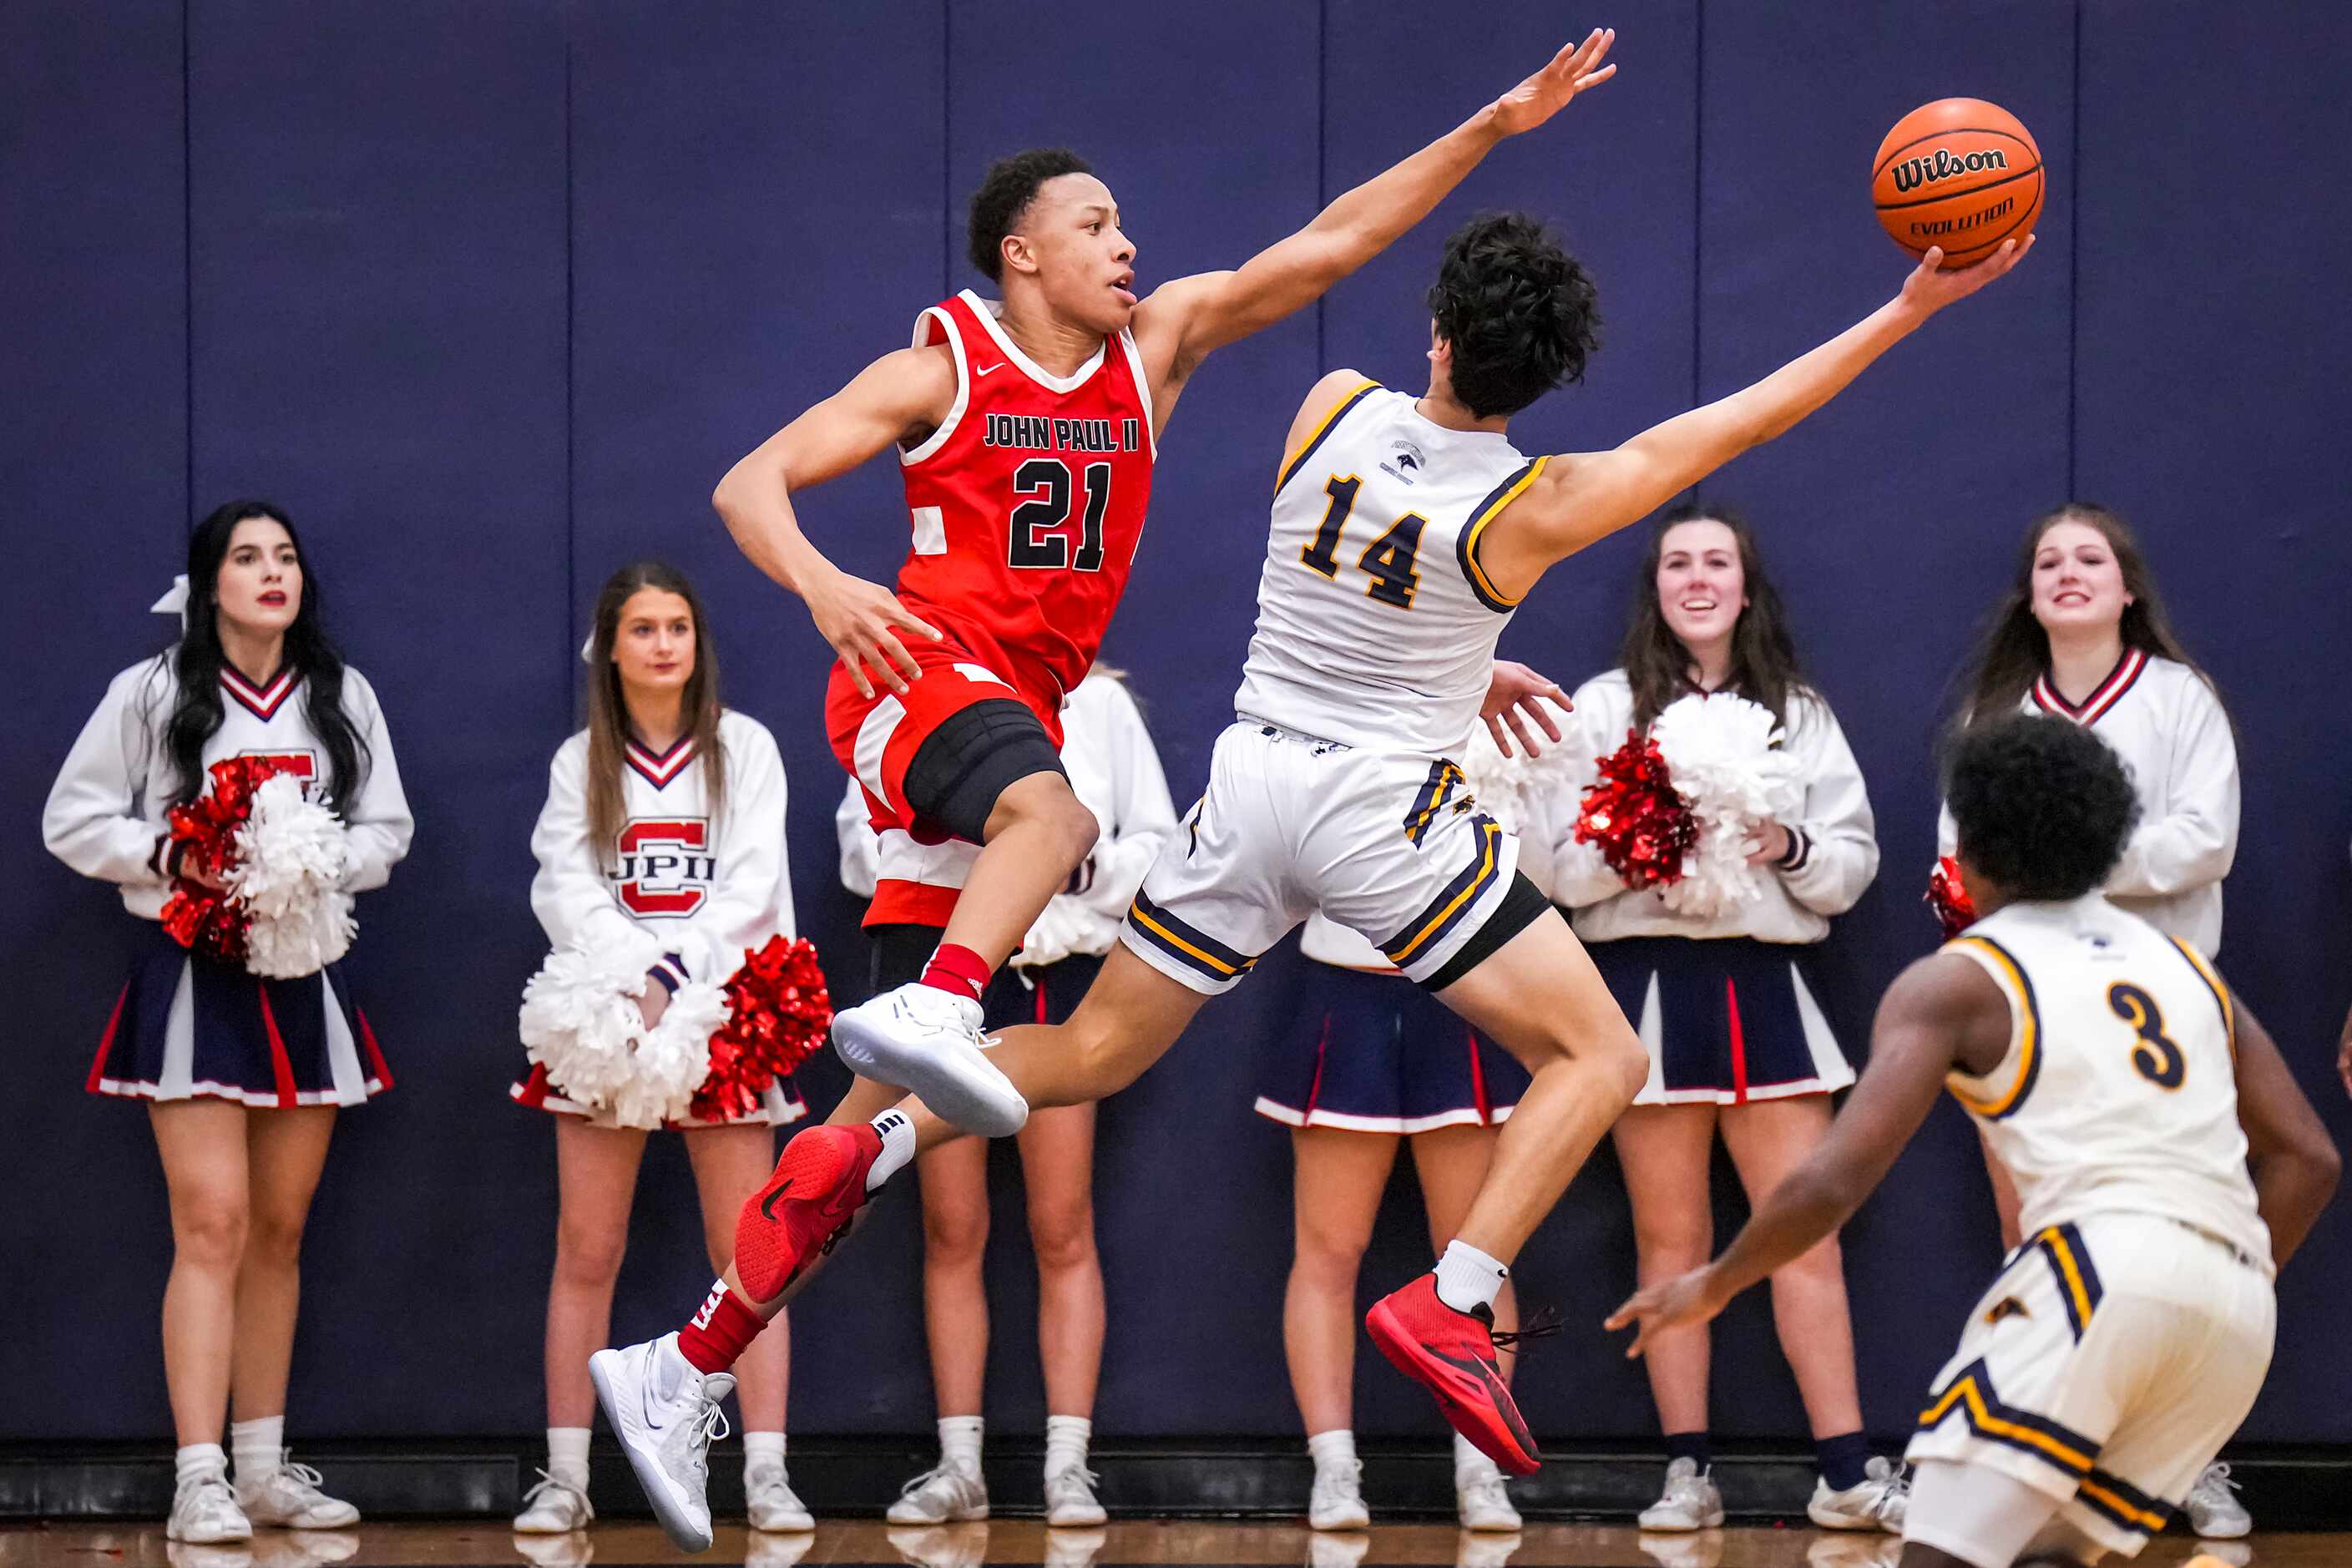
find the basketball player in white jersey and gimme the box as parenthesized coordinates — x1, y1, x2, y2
(1609, 714, 2339, 1566)
(722, 211, 2037, 1478)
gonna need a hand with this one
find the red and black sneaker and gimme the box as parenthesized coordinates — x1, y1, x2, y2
(735, 1122, 882, 1302)
(1366, 1273, 1543, 1476)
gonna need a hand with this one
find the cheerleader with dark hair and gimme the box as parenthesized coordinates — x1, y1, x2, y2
(43, 501, 412, 1545)
(509, 561, 812, 1537)
(1938, 502, 2249, 1540)
(1541, 505, 1900, 1535)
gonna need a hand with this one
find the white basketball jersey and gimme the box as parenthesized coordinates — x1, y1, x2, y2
(1943, 892, 2270, 1271)
(1232, 382, 1542, 757)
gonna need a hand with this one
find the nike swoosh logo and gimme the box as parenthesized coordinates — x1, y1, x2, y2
(759, 1177, 794, 1222)
(974, 361, 1006, 377)
(640, 1366, 669, 1432)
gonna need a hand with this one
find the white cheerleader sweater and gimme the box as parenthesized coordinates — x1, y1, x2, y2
(532, 709, 795, 988)
(837, 671, 1179, 969)
(44, 655, 413, 920)
(1937, 651, 2238, 953)
(1542, 670, 1879, 945)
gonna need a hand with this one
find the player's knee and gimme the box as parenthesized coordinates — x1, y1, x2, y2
(242, 1204, 308, 1271)
(554, 1217, 628, 1287)
(172, 1191, 249, 1271)
(921, 1200, 989, 1267)
(1292, 1224, 1372, 1287)
(1586, 1023, 1649, 1105)
(1027, 1201, 1098, 1272)
(1631, 1209, 1712, 1269)
(989, 771, 1098, 862)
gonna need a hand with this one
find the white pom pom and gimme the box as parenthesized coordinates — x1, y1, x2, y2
(518, 932, 726, 1130)
(1459, 722, 1576, 838)
(230, 773, 357, 979)
(1649, 694, 1804, 919)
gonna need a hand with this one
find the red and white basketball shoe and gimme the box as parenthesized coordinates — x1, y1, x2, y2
(735, 1122, 883, 1302)
(1365, 1274, 1542, 1476)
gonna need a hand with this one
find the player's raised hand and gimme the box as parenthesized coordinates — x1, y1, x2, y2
(1488, 28, 1617, 137)
(805, 567, 942, 699)
(1897, 233, 2035, 316)
(1604, 1267, 1727, 1358)
(1482, 659, 1571, 758)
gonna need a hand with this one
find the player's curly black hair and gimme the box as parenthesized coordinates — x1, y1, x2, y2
(1945, 714, 2141, 902)
(967, 148, 1095, 282)
(1427, 211, 1600, 420)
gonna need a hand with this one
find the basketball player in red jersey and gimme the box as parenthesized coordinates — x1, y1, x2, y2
(589, 32, 1614, 1551)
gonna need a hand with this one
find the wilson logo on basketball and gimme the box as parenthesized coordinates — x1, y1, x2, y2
(1889, 146, 2011, 193)
(612, 818, 716, 916)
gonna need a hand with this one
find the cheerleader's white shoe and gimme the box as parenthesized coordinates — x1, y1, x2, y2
(746, 1464, 815, 1532)
(235, 1454, 358, 1530)
(169, 1472, 255, 1544)
(513, 1470, 594, 1533)
(1454, 1454, 1520, 1532)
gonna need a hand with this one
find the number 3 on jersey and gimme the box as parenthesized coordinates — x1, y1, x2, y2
(1300, 473, 1429, 609)
(1009, 458, 1110, 572)
(2107, 982, 2186, 1089)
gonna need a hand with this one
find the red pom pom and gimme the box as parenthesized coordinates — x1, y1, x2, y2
(1573, 730, 1698, 890)
(1926, 856, 1979, 940)
(159, 756, 290, 964)
(689, 935, 834, 1124)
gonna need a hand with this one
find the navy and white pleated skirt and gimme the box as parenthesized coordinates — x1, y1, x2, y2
(1255, 960, 1529, 1134)
(1585, 933, 1854, 1107)
(89, 921, 391, 1108)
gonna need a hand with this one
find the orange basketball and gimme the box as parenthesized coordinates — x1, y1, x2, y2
(1872, 98, 2042, 268)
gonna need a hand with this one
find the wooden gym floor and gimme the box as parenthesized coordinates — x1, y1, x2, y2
(0, 1520, 2338, 1568)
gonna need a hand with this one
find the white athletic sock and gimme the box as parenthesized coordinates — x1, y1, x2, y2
(176, 1444, 228, 1487)
(743, 1430, 786, 1479)
(1453, 1432, 1497, 1487)
(546, 1427, 591, 1491)
(1306, 1429, 1358, 1474)
(868, 1110, 917, 1192)
(229, 1416, 284, 1481)
(938, 1415, 984, 1475)
(1044, 1414, 1091, 1477)
(1433, 1239, 1509, 1316)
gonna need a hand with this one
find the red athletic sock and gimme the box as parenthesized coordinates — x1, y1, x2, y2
(918, 943, 992, 1003)
(676, 1279, 766, 1375)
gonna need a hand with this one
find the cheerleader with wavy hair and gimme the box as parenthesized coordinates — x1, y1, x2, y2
(1938, 501, 2249, 1540)
(509, 560, 815, 1536)
(43, 501, 412, 1545)
(1542, 503, 1899, 1534)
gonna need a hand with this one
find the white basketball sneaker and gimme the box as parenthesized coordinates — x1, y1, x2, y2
(746, 1464, 814, 1533)
(1636, 1458, 1723, 1531)
(1044, 1464, 1107, 1528)
(589, 1333, 733, 1552)
(513, 1470, 594, 1534)
(1454, 1454, 1520, 1532)
(235, 1454, 358, 1530)
(1807, 1457, 1908, 1532)
(1307, 1458, 1370, 1531)
(831, 984, 1027, 1138)
(169, 1471, 254, 1545)
(886, 1461, 989, 1525)
(2184, 1462, 2252, 1538)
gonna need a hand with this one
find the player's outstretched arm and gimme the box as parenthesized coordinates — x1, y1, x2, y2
(2228, 999, 2342, 1267)
(712, 347, 958, 698)
(1132, 28, 1616, 383)
(1478, 238, 2033, 599)
(1605, 953, 2003, 1355)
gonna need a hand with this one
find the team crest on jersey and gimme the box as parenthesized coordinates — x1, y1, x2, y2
(611, 817, 716, 916)
(1379, 440, 1426, 486)
(236, 748, 318, 795)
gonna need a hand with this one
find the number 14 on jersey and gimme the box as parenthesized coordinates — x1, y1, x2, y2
(1300, 473, 1429, 609)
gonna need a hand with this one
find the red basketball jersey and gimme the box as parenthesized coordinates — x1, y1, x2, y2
(895, 290, 1157, 708)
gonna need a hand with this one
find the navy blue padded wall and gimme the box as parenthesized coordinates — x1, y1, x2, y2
(2074, 0, 2352, 1441)
(1318, 2, 1702, 1440)
(566, 0, 948, 1438)
(940, 0, 1323, 1437)
(181, 0, 570, 1435)
(1, 0, 188, 1442)
(1691, 0, 2076, 1441)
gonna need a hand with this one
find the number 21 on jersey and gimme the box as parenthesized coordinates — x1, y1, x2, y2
(1299, 473, 1428, 609)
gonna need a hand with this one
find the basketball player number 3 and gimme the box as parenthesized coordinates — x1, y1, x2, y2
(1301, 474, 1428, 609)
(2106, 982, 2186, 1090)
(1009, 458, 1110, 572)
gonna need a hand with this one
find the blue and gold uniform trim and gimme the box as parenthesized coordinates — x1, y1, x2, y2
(2031, 1222, 2103, 1341)
(2167, 934, 2236, 1059)
(1943, 933, 2042, 1120)
(1454, 457, 1547, 613)
(1383, 815, 1503, 969)
(2076, 1466, 2174, 1538)
(1276, 379, 1381, 495)
(1917, 1357, 2102, 1482)
(1402, 761, 1466, 846)
(1126, 888, 1259, 984)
